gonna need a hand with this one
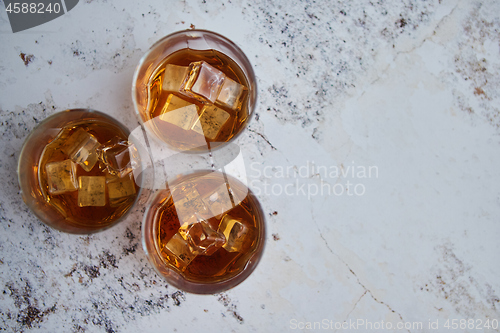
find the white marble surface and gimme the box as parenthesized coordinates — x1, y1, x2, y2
(1, 0, 500, 332)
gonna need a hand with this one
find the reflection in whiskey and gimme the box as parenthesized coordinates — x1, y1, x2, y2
(139, 49, 250, 151)
(37, 120, 140, 227)
(149, 171, 263, 283)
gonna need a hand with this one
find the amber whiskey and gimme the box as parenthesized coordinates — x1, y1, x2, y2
(140, 48, 251, 151)
(144, 171, 265, 286)
(36, 117, 140, 228)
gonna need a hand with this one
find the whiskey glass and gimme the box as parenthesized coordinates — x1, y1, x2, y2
(142, 170, 265, 294)
(132, 29, 257, 152)
(17, 109, 153, 234)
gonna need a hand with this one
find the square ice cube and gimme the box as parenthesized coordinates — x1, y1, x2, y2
(172, 184, 210, 221)
(159, 94, 199, 130)
(216, 77, 247, 111)
(191, 105, 230, 140)
(45, 159, 78, 195)
(217, 215, 254, 252)
(78, 176, 106, 207)
(107, 174, 136, 207)
(201, 183, 234, 219)
(64, 128, 100, 172)
(181, 61, 225, 103)
(99, 137, 135, 177)
(162, 232, 197, 269)
(179, 218, 225, 256)
(162, 64, 189, 92)
(145, 70, 163, 121)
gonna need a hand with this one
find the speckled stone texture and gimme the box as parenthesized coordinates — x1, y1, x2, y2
(1, 0, 500, 332)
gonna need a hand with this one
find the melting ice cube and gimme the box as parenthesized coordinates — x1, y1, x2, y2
(159, 94, 199, 130)
(181, 61, 225, 103)
(162, 233, 197, 269)
(191, 105, 230, 140)
(162, 64, 189, 92)
(201, 183, 234, 219)
(64, 128, 100, 172)
(45, 159, 78, 195)
(178, 217, 225, 256)
(107, 174, 136, 207)
(216, 77, 247, 111)
(99, 137, 135, 177)
(78, 176, 106, 207)
(217, 215, 254, 253)
(171, 184, 210, 222)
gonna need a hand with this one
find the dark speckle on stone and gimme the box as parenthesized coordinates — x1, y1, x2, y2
(474, 87, 486, 97)
(272, 233, 280, 241)
(123, 244, 138, 255)
(19, 305, 41, 328)
(84, 265, 100, 279)
(171, 291, 185, 306)
(397, 17, 407, 28)
(64, 264, 77, 278)
(123, 227, 138, 255)
(217, 293, 244, 324)
(125, 228, 135, 241)
(4, 281, 57, 330)
(19, 53, 35, 66)
(99, 251, 118, 269)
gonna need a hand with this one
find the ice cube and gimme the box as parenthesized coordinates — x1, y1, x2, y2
(45, 159, 78, 195)
(191, 105, 230, 140)
(145, 69, 163, 121)
(99, 137, 135, 177)
(171, 184, 210, 221)
(181, 61, 225, 103)
(107, 174, 136, 207)
(162, 232, 197, 269)
(78, 176, 106, 207)
(179, 217, 225, 256)
(216, 77, 247, 110)
(162, 64, 189, 92)
(64, 128, 100, 172)
(201, 183, 234, 219)
(159, 94, 199, 130)
(217, 215, 254, 252)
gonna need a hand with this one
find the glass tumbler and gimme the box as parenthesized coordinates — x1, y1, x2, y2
(17, 109, 153, 234)
(132, 29, 257, 152)
(142, 170, 265, 294)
